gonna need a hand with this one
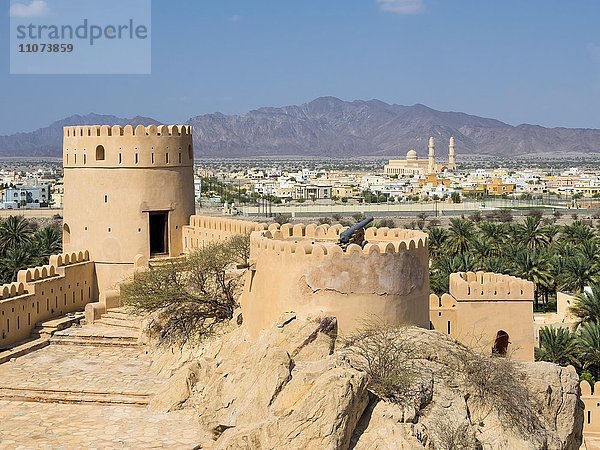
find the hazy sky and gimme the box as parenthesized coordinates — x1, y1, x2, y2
(2, 0, 600, 134)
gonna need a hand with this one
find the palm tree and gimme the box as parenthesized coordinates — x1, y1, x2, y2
(561, 220, 596, 246)
(0, 216, 34, 254)
(444, 218, 475, 255)
(570, 284, 600, 327)
(481, 256, 510, 274)
(0, 243, 40, 283)
(515, 215, 550, 249)
(31, 226, 62, 262)
(577, 321, 600, 380)
(427, 226, 448, 260)
(578, 239, 600, 267)
(560, 255, 600, 294)
(535, 326, 579, 366)
(511, 248, 552, 307)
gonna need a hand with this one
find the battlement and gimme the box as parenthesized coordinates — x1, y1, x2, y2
(449, 271, 534, 301)
(250, 223, 427, 259)
(63, 124, 194, 168)
(64, 124, 192, 138)
(581, 379, 600, 433)
(0, 250, 96, 348)
(253, 222, 428, 256)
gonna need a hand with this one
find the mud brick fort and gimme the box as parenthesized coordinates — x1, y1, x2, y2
(0, 124, 596, 444)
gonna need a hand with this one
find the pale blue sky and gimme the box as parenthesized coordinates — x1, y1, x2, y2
(2, 0, 600, 134)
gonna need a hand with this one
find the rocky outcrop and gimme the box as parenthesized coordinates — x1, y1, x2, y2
(147, 314, 584, 450)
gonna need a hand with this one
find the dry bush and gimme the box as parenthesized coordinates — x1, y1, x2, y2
(121, 236, 249, 347)
(447, 348, 541, 437)
(343, 323, 427, 404)
(429, 417, 481, 450)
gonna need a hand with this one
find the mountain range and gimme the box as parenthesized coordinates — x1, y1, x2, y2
(2, 97, 600, 157)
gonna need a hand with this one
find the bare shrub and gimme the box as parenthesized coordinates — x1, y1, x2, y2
(121, 236, 248, 346)
(317, 217, 332, 225)
(447, 349, 541, 437)
(343, 323, 425, 404)
(429, 417, 481, 450)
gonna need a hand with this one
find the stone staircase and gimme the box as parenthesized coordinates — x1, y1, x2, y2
(49, 308, 142, 348)
(0, 307, 154, 408)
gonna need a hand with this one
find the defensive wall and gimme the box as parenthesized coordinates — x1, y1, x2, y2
(182, 215, 267, 251)
(430, 271, 535, 361)
(180, 215, 430, 337)
(581, 381, 600, 435)
(240, 222, 430, 338)
(0, 250, 95, 348)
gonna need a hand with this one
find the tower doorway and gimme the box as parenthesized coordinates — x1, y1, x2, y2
(492, 330, 510, 356)
(149, 212, 169, 256)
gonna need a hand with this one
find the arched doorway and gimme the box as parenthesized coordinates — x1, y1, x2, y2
(492, 330, 509, 356)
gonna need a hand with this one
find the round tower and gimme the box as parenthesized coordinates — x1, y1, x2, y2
(448, 136, 456, 170)
(428, 136, 436, 173)
(62, 124, 195, 293)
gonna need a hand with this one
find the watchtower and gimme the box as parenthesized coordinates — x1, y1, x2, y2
(62, 124, 195, 293)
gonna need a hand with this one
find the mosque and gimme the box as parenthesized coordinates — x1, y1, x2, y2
(384, 136, 456, 176)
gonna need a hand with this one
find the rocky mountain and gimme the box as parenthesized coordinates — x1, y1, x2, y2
(2, 97, 600, 157)
(0, 114, 160, 157)
(187, 97, 600, 157)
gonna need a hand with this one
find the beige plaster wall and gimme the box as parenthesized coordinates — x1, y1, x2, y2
(63, 125, 195, 294)
(430, 272, 535, 361)
(182, 215, 267, 251)
(581, 381, 600, 434)
(240, 223, 430, 338)
(0, 251, 95, 348)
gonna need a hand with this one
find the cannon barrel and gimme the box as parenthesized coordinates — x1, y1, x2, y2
(339, 216, 374, 244)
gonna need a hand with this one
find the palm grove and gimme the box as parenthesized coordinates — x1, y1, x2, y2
(0, 216, 62, 284)
(428, 211, 600, 382)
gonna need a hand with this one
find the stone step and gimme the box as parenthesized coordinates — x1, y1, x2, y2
(0, 387, 150, 406)
(96, 316, 141, 331)
(103, 310, 139, 321)
(0, 338, 50, 365)
(49, 335, 139, 348)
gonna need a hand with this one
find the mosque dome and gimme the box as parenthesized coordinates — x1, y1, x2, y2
(407, 149, 417, 160)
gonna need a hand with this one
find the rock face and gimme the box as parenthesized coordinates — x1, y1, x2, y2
(147, 314, 584, 450)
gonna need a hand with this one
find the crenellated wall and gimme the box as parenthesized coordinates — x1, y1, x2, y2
(182, 215, 268, 251)
(0, 251, 96, 348)
(449, 271, 535, 301)
(430, 271, 535, 361)
(241, 222, 430, 338)
(581, 380, 600, 434)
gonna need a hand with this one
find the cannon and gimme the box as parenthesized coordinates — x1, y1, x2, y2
(338, 216, 374, 250)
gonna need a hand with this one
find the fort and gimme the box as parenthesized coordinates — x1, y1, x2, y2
(2, 125, 532, 356)
(0, 125, 591, 447)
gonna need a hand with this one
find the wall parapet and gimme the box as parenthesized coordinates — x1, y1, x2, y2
(64, 124, 192, 138)
(183, 215, 268, 252)
(449, 271, 534, 301)
(0, 250, 96, 348)
(253, 222, 428, 259)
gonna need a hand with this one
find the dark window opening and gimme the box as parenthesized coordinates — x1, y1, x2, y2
(96, 145, 105, 160)
(149, 211, 169, 255)
(492, 330, 510, 357)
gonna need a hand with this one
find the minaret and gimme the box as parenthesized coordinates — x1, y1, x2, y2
(448, 136, 456, 170)
(428, 136, 436, 173)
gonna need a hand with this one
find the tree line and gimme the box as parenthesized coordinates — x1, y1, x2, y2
(0, 216, 62, 284)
